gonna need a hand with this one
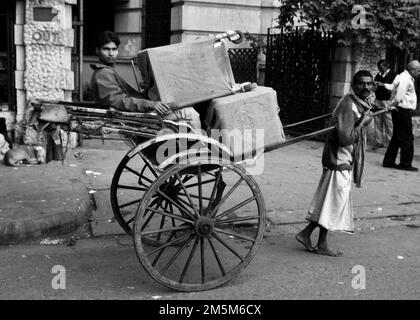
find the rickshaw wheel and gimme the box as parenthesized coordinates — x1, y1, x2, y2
(110, 152, 160, 236)
(133, 158, 266, 291)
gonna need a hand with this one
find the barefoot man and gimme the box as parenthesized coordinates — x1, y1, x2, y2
(296, 70, 374, 257)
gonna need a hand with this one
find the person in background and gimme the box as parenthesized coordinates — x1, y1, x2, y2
(373, 60, 396, 150)
(382, 60, 420, 172)
(296, 70, 374, 257)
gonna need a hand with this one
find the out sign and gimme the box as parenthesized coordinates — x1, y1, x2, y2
(32, 30, 61, 43)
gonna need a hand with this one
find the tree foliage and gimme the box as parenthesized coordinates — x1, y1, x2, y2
(277, 0, 420, 49)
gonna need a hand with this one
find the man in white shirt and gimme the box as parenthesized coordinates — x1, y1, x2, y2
(383, 60, 420, 172)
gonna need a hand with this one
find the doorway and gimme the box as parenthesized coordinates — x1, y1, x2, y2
(144, 0, 171, 48)
(0, 0, 15, 110)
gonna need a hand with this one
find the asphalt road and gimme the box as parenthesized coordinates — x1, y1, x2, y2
(0, 216, 418, 300)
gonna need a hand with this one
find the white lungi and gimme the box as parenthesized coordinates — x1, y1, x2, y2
(306, 168, 354, 233)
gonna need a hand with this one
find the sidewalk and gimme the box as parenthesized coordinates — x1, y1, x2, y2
(1, 136, 419, 245)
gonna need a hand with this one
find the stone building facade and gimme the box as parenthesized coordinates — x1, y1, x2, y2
(0, 0, 76, 141)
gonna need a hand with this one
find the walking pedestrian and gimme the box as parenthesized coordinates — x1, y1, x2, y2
(383, 60, 420, 171)
(296, 70, 374, 257)
(372, 60, 396, 150)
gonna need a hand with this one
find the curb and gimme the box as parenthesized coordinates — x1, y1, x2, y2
(0, 189, 94, 245)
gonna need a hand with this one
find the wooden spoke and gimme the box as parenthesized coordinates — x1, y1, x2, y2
(214, 228, 256, 243)
(119, 198, 142, 209)
(209, 177, 244, 218)
(156, 189, 195, 220)
(160, 235, 194, 274)
(184, 178, 216, 189)
(157, 210, 167, 242)
(178, 193, 211, 201)
(117, 185, 148, 191)
(207, 237, 226, 276)
(173, 196, 199, 217)
(136, 152, 158, 178)
(141, 224, 191, 237)
(200, 237, 205, 284)
(151, 231, 174, 267)
(215, 216, 259, 225)
(179, 236, 200, 283)
(211, 232, 244, 262)
(144, 206, 193, 225)
(141, 199, 162, 231)
(124, 165, 142, 178)
(146, 232, 192, 257)
(207, 167, 223, 213)
(175, 173, 200, 217)
(126, 216, 135, 225)
(168, 203, 177, 236)
(139, 174, 154, 186)
(215, 196, 257, 221)
(197, 165, 203, 213)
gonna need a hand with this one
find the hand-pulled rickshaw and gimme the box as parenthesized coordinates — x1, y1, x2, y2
(33, 31, 389, 292)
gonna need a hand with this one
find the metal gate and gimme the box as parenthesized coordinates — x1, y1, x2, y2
(265, 27, 336, 134)
(228, 48, 258, 83)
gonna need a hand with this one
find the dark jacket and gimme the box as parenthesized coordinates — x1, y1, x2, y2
(322, 92, 370, 187)
(374, 70, 396, 101)
(90, 63, 154, 112)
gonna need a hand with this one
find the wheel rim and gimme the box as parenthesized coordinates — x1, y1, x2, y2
(133, 158, 266, 291)
(110, 151, 159, 236)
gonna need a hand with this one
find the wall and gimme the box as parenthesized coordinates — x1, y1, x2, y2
(353, 44, 386, 78)
(11, 0, 76, 143)
(170, 0, 280, 45)
(329, 44, 386, 111)
(114, 0, 143, 58)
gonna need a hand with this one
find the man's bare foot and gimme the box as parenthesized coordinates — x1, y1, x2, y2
(296, 232, 315, 252)
(315, 246, 343, 257)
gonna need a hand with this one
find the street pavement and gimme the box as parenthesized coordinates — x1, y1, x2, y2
(0, 134, 419, 245)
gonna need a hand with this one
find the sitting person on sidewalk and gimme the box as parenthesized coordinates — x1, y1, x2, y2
(90, 30, 201, 131)
(296, 70, 374, 257)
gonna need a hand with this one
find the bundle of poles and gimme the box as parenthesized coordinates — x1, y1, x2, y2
(36, 100, 165, 139)
(35, 99, 391, 148)
(266, 108, 391, 152)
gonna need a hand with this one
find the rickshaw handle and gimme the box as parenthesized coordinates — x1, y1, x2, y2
(265, 108, 391, 152)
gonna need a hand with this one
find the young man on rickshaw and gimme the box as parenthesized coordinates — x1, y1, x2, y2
(89, 30, 202, 131)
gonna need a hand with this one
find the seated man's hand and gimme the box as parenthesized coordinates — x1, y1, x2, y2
(148, 101, 170, 115)
(165, 102, 179, 110)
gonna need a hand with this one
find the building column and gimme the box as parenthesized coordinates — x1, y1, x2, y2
(13, 0, 76, 144)
(328, 46, 355, 111)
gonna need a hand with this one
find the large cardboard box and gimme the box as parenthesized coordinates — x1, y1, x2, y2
(204, 86, 285, 160)
(138, 38, 236, 107)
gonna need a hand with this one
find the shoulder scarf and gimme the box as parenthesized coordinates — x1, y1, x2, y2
(348, 89, 372, 188)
